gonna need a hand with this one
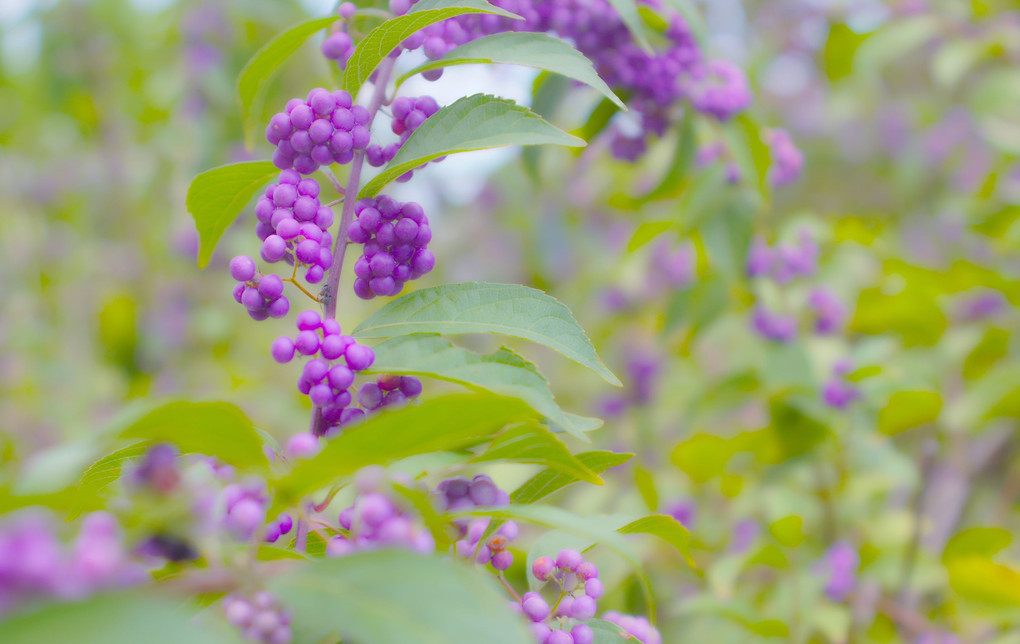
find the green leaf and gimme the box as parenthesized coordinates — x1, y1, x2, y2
(854, 15, 939, 77)
(512, 450, 633, 504)
(769, 515, 804, 548)
(360, 95, 585, 197)
(944, 527, 1013, 563)
(618, 513, 694, 566)
(472, 424, 602, 484)
(575, 96, 623, 143)
(273, 393, 535, 508)
(269, 551, 532, 643)
(114, 401, 269, 469)
(632, 464, 658, 512)
(399, 32, 625, 108)
(0, 593, 229, 644)
(353, 282, 620, 385)
(636, 109, 696, 203)
(947, 557, 1020, 607)
(823, 23, 869, 82)
(626, 221, 673, 253)
(69, 442, 149, 519)
(342, 0, 523, 93)
(671, 434, 733, 483)
(367, 334, 601, 439)
(187, 161, 280, 268)
(700, 195, 753, 281)
(237, 17, 337, 149)
(878, 390, 942, 435)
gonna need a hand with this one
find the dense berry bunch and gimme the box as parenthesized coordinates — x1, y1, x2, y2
(822, 359, 859, 410)
(270, 311, 377, 431)
(517, 549, 604, 643)
(266, 88, 371, 174)
(746, 231, 818, 283)
(602, 612, 662, 644)
(230, 255, 290, 321)
(251, 171, 335, 287)
(807, 287, 845, 334)
(222, 480, 270, 540)
(765, 128, 804, 186)
(750, 305, 798, 342)
(366, 96, 440, 169)
(0, 511, 142, 615)
(685, 59, 753, 121)
(434, 474, 516, 569)
(349, 196, 435, 299)
(222, 591, 293, 644)
(356, 373, 423, 411)
(820, 541, 859, 601)
(327, 484, 435, 556)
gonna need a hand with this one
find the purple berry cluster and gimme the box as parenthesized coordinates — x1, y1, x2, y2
(602, 612, 662, 644)
(252, 171, 335, 286)
(222, 591, 293, 644)
(320, 4, 357, 70)
(271, 311, 377, 432)
(747, 231, 818, 283)
(686, 59, 753, 122)
(515, 549, 603, 644)
(230, 255, 290, 321)
(129, 443, 181, 494)
(0, 511, 142, 616)
(327, 490, 435, 556)
(349, 196, 435, 299)
(356, 373, 423, 411)
(822, 359, 860, 410)
(434, 474, 516, 569)
(819, 541, 859, 602)
(222, 480, 270, 540)
(807, 287, 846, 334)
(366, 95, 440, 170)
(750, 305, 798, 343)
(266, 88, 371, 174)
(764, 128, 804, 186)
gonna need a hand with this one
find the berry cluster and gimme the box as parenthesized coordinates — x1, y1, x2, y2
(434, 474, 516, 569)
(750, 305, 798, 342)
(822, 359, 860, 410)
(686, 59, 753, 122)
(807, 287, 845, 334)
(747, 231, 818, 283)
(327, 486, 435, 556)
(349, 196, 435, 299)
(515, 549, 604, 644)
(602, 612, 662, 644)
(222, 591, 293, 644)
(366, 96, 440, 170)
(764, 128, 804, 186)
(356, 374, 423, 411)
(129, 443, 181, 494)
(820, 541, 859, 602)
(266, 88, 371, 174)
(0, 511, 142, 616)
(270, 311, 377, 431)
(252, 171, 335, 287)
(230, 255, 290, 321)
(222, 480, 270, 540)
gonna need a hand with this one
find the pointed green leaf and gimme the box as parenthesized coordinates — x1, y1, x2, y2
(342, 0, 522, 93)
(398, 32, 625, 109)
(187, 161, 279, 268)
(472, 424, 602, 484)
(367, 334, 601, 439)
(360, 95, 585, 197)
(269, 552, 532, 643)
(237, 17, 337, 149)
(69, 442, 149, 519)
(272, 393, 535, 508)
(618, 514, 694, 566)
(511, 450, 633, 504)
(114, 400, 269, 469)
(353, 283, 620, 386)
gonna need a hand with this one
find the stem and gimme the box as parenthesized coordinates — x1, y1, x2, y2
(309, 55, 397, 437)
(497, 574, 522, 603)
(323, 55, 396, 321)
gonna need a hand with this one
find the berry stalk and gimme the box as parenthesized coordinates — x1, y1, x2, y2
(310, 55, 397, 436)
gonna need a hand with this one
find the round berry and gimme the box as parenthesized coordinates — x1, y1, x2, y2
(229, 255, 257, 282)
(556, 549, 583, 572)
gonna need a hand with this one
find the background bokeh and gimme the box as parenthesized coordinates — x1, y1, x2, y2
(2, 0, 1019, 641)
